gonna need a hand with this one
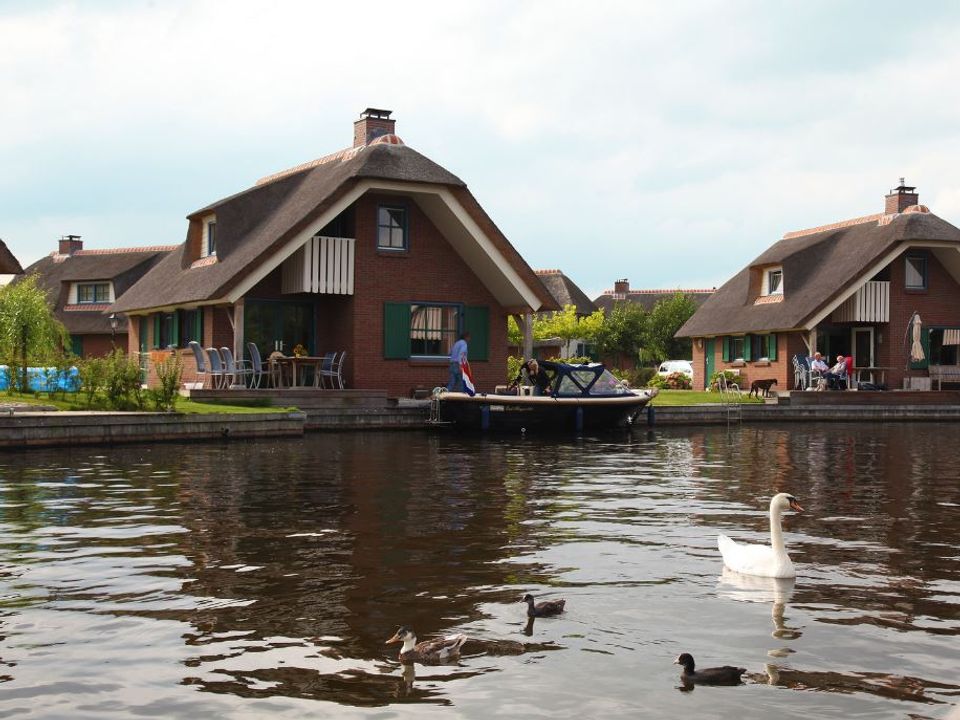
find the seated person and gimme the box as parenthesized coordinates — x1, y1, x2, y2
(809, 352, 828, 375)
(824, 354, 849, 389)
(508, 359, 556, 396)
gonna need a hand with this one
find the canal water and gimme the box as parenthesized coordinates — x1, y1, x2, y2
(0, 424, 958, 719)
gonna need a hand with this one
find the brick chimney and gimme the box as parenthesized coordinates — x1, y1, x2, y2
(614, 278, 630, 294)
(353, 108, 395, 147)
(58, 234, 83, 255)
(885, 178, 919, 214)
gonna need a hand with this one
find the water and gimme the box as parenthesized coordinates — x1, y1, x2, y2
(0, 424, 958, 719)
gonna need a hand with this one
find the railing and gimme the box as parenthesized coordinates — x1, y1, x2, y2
(281, 236, 355, 295)
(832, 281, 889, 323)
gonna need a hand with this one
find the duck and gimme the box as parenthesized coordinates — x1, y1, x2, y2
(674, 653, 746, 685)
(385, 625, 467, 664)
(522, 593, 566, 617)
(718, 493, 803, 578)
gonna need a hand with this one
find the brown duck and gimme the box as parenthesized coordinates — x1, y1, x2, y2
(385, 626, 467, 664)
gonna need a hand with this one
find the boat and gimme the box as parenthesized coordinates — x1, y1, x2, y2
(431, 362, 658, 432)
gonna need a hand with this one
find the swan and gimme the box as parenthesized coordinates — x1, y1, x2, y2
(717, 493, 803, 578)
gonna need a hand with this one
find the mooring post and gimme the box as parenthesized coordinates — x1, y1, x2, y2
(647, 405, 655, 426)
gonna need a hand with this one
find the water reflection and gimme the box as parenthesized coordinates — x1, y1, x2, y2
(0, 425, 958, 718)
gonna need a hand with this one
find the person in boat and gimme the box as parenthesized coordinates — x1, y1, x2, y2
(509, 358, 557, 396)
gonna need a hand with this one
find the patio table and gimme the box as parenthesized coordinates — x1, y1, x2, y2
(274, 356, 324, 387)
(855, 367, 892, 387)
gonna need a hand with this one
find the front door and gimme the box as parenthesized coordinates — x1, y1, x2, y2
(852, 327, 874, 369)
(704, 338, 715, 390)
(244, 300, 315, 357)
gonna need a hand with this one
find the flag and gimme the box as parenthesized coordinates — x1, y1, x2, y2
(460, 358, 476, 396)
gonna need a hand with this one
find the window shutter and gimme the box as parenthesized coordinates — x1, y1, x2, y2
(767, 333, 778, 361)
(910, 328, 931, 370)
(743, 335, 752, 361)
(152, 314, 161, 350)
(463, 306, 490, 362)
(171, 313, 180, 348)
(197, 309, 204, 345)
(722, 336, 730, 362)
(383, 303, 411, 359)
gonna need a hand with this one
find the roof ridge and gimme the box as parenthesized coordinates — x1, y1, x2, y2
(255, 144, 365, 186)
(601, 288, 716, 295)
(782, 212, 884, 240)
(54, 246, 177, 258)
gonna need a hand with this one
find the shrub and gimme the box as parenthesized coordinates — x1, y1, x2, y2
(647, 371, 691, 390)
(104, 349, 144, 410)
(506, 355, 525, 384)
(633, 367, 656, 387)
(78, 356, 107, 408)
(708, 370, 742, 391)
(149, 352, 184, 411)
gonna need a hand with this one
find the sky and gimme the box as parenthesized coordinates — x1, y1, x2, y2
(4, 1, 960, 300)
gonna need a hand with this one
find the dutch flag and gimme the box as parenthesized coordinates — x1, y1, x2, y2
(460, 358, 476, 396)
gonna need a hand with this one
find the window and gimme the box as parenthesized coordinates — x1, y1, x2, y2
(730, 337, 744, 360)
(767, 269, 782, 294)
(179, 309, 204, 347)
(384, 303, 489, 361)
(905, 255, 927, 290)
(377, 206, 407, 250)
(750, 334, 766, 360)
(76, 282, 110, 304)
(206, 221, 217, 256)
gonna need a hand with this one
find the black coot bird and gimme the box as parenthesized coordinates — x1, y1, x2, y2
(674, 653, 746, 685)
(522, 593, 566, 617)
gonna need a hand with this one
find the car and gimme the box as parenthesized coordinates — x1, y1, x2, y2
(657, 360, 694, 379)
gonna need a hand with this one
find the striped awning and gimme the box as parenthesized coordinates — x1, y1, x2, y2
(944, 329, 960, 346)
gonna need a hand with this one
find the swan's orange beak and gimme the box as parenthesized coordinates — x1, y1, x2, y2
(789, 498, 804, 513)
(385, 633, 401, 645)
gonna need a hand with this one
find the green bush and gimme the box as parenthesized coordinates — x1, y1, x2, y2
(647, 371, 692, 390)
(104, 349, 144, 410)
(506, 355, 525, 384)
(78, 356, 107, 408)
(149, 352, 184, 412)
(633, 367, 656, 387)
(708, 370, 742, 391)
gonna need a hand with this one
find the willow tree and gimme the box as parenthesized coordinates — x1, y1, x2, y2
(0, 275, 69, 393)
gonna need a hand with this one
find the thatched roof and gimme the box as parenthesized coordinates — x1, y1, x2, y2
(535, 270, 597, 314)
(114, 141, 556, 314)
(677, 209, 960, 337)
(0, 239, 24, 275)
(24, 248, 172, 334)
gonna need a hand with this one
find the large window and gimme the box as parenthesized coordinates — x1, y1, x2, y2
(377, 206, 407, 250)
(76, 282, 110, 304)
(409, 304, 460, 357)
(905, 255, 927, 290)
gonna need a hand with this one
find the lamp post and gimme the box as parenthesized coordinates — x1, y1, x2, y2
(109, 313, 118, 348)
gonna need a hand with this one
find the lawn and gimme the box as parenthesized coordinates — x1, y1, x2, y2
(649, 389, 764, 406)
(1, 392, 293, 415)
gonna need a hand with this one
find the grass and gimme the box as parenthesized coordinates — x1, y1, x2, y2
(1, 392, 294, 415)
(649, 389, 764, 406)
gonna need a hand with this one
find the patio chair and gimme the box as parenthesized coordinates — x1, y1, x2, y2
(314, 351, 337, 388)
(327, 351, 347, 389)
(205, 347, 228, 390)
(188, 341, 208, 389)
(220, 346, 252, 388)
(791, 354, 810, 391)
(246, 342, 267, 390)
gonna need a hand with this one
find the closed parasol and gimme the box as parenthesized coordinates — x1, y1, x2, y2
(910, 313, 925, 363)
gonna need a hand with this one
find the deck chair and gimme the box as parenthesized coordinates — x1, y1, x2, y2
(205, 347, 228, 389)
(188, 341, 208, 389)
(320, 351, 346, 389)
(314, 351, 337, 388)
(791, 354, 810, 391)
(220, 347, 252, 388)
(246, 342, 267, 390)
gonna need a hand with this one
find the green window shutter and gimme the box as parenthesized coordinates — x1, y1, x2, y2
(910, 328, 931, 370)
(139, 317, 148, 353)
(70, 335, 83, 357)
(383, 302, 411, 359)
(463, 305, 489, 361)
(743, 335, 752, 361)
(196, 309, 204, 344)
(152, 314, 161, 350)
(722, 336, 730, 362)
(767, 333, 778, 361)
(171, 312, 180, 348)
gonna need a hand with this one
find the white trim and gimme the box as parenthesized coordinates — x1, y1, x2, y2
(224, 178, 544, 310)
(761, 266, 783, 296)
(804, 241, 960, 330)
(851, 326, 874, 368)
(201, 214, 217, 258)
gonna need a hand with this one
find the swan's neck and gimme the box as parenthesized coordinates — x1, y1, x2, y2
(401, 636, 417, 653)
(769, 507, 787, 555)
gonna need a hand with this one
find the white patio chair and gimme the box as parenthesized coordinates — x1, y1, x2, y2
(188, 341, 208, 389)
(220, 347, 252, 388)
(246, 342, 267, 390)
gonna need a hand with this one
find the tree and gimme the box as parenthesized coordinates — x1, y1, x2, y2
(644, 292, 698, 363)
(534, 304, 606, 344)
(0, 275, 70, 393)
(594, 302, 647, 368)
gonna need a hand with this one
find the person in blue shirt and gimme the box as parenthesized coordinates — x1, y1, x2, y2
(446, 331, 471, 391)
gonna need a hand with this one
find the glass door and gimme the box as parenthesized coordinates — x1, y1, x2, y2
(852, 327, 874, 369)
(244, 300, 315, 357)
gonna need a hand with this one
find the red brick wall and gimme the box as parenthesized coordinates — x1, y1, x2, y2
(79, 334, 124, 358)
(693, 333, 795, 391)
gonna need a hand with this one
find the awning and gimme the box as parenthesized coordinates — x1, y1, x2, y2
(944, 328, 960, 346)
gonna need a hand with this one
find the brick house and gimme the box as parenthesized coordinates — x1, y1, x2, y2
(677, 181, 960, 391)
(112, 108, 557, 396)
(24, 236, 173, 357)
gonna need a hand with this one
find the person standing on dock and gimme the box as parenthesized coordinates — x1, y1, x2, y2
(447, 331, 471, 392)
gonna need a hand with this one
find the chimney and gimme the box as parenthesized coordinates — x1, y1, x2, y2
(614, 278, 630, 294)
(59, 234, 83, 255)
(885, 178, 919, 214)
(353, 108, 395, 148)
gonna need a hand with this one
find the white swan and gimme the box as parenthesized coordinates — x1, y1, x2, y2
(718, 493, 803, 578)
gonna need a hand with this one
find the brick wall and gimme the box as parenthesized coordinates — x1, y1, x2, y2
(79, 334, 124, 358)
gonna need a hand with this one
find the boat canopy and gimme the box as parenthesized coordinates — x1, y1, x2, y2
(547, 362, 634, 398)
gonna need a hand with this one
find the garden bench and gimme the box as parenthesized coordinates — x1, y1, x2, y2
(928, 364, 960, 390)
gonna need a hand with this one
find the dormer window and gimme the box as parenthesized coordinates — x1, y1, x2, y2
(75, 282, 111, 304)
(201, 214, 217, 258)
(762, 266, 783, 296)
